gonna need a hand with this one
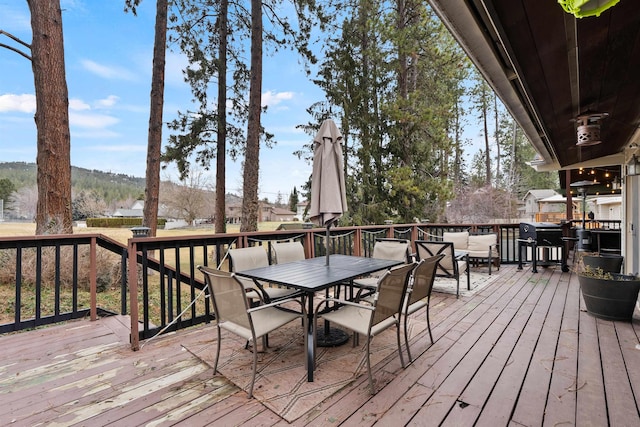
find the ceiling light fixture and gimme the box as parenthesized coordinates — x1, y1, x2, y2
(574, 111, 608, 146)
(612, 176, 621, 190)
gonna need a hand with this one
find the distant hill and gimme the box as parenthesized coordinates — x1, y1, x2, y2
(0, 162, 146, 204)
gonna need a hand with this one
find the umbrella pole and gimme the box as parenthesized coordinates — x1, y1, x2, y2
(316, 218, 349, 347)
(325, 223, 331, 266)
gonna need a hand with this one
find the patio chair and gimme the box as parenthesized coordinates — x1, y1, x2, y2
(414, 240, 470, 298)
(198, 267, 304, 398)
(443, 231, 500, 274)
(314, 262, 416, 394)
(272, 241, 306, 264)
(403, 254, 444, 362)
(228, 246, 301, 303)
(352, 238, 412, 290)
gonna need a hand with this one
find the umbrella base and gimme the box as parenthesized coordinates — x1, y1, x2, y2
(316, 327, 349, 347)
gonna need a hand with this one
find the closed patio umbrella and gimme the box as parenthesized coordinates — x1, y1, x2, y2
(309, 119, 348, 266)
(309, 119, 350, 347)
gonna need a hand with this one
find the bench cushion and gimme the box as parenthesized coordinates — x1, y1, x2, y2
(468, 234, 496, 251)
(443, 231, 469, 251)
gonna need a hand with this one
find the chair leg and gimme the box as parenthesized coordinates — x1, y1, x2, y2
(366, 338, 375, 395)
(214, 325, 222, 374)
(395, 323, 405, 369)
(248, 336, 258, 399)
(403, 315, 412, 362)
(426, 303, 433, 344)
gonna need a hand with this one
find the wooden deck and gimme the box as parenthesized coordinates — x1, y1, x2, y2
(2, 264, 639, 426)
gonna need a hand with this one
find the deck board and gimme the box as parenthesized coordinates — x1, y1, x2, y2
(1, 264, 639, 426)
(543, 270, 579, 427)
(575, 297, 608, 427)
(474, 266, 562, 426)
(510, 269, 568, 426)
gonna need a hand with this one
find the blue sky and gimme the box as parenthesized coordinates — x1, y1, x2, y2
(0, 0, 323, 202)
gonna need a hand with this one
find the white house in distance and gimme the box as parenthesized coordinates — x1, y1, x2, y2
(593, 196, 622, 221)
(521, 189, 558, 221)
(112, 200, 145, 218)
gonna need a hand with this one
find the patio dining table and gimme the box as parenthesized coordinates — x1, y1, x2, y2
(234, 254, 403, 382)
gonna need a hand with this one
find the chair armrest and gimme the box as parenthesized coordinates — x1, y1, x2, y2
(314, 297, 374, 318)
(248, 297, 305, 315)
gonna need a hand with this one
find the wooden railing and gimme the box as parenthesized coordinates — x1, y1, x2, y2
(0, 234, 127, 334)
(2, 222, 529, 346)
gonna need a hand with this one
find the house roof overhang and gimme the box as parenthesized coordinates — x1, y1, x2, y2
(428, 0, 640, 172)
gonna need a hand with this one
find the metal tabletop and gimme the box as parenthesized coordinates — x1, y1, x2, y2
(235, 254, 403, 382)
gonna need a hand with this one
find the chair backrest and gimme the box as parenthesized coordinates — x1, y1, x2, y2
(443, 231, 469, 251)
(272, 241, 306, 264)
(228, 246, 269, 272)
(468, 233, 498, 256)
(408, 254, 445, 305)
(371, 263, 415, 327)
(414, 240, 457, 277)
(198, 266, 251, 329)
(372, 238, 411, 263)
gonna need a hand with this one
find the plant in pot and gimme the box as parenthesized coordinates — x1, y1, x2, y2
(580, 251, 623, 274)
(577, 264, 640, 321)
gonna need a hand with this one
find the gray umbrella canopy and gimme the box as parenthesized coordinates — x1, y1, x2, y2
(308, 119, 348, 227)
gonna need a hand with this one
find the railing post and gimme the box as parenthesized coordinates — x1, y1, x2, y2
(354, 228, 363, 256)
(303, 229, 314, 258)
(90, 237, 97, 321)
(128, 239, 140, 350)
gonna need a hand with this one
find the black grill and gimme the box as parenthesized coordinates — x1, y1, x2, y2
(519, 222, 563, 246)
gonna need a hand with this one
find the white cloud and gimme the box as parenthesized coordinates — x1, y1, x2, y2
(81, 59, 137, 81)
(69, 112, 119, 129)
(69, 98, 90, 111)
(95, 95, 120, 109)
(262, 91, 295, 108)
(0, 94, 36, 113)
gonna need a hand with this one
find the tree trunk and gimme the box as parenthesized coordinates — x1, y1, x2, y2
(29, 0, 73, 235)
(215, 0, 229, 234)
(142, 0, 168, 237)
(240, 0, 263, 232)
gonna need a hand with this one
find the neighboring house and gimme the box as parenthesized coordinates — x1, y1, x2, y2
(225, 203, 242, 224)
(521, 189, 558, 221)
(536, 194, 580, 223)
(538, 194, 580, 214)
(112, 200, 170, 219)
(295, 201, 309, 222)
(113, 199, 144, 218)
(594, 196, 622, 221)
(225, 201, 295, 223)
(265, 206, 297, 222)
(112, 208, 143, 218)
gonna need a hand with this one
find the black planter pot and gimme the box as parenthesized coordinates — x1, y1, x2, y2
(582, 254, 623, 273)
(578, 274, 640, 321)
